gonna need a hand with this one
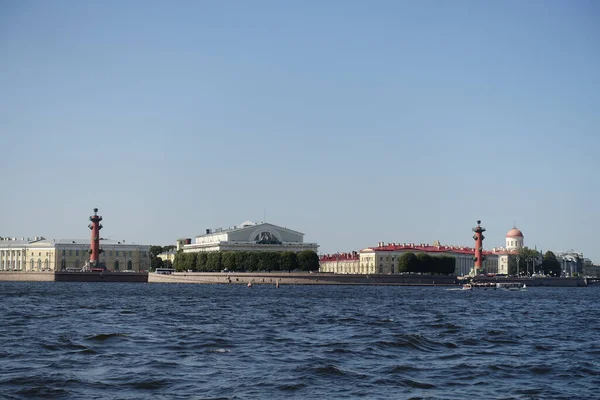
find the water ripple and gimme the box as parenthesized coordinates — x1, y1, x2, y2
(0, 282, 598, 399)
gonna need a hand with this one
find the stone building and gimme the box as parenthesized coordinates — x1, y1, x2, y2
(320, 243, 498, 276)
(181, 221, 318, 254)
(0, 237, 150, 272)
(319, 252, 360, 274)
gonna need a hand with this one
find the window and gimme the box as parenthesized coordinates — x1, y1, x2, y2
(30, 259, 34, 270)
(44, 259, 49, 270)
(69, 250, 72, 256)
(116, 251, 119, 256)
(37, 259, 42, 270)
(109, 250, 113, 257)
(62, 250, 66, 256)
(76, 250, 79, 256)
(114, 260, 120, 270)
(127, 260, 133, 270)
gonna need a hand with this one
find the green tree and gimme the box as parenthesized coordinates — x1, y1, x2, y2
(542, 251, 562, 276)
(149, 245, 164, 259)
(416, 253, 433, 274)
(248, 252, 261, 271)
(259, 252, 280, 271)
(234, 252, 247, 271)
(206, 252, 223, 271)
(163, 259, 173, 269)
(505, 247, 542, 276)
(437, 256, 456, 275)
(196, 252, 208, 271)
(397, 252, 418, 273)
(151, 256, 164, 271)
(280, 251, 298, 271)
(430, 256, 447, 274)
(297, 250, 320, 271)
(221, 252, 237, 271)
(173, 252, 186, 272)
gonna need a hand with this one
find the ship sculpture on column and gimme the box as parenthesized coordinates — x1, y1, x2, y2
(87, 208, 104, 270)
(471, 220, 485, 276)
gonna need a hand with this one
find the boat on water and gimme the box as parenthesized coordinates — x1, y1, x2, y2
(496, 282, 527, 291)
(462, 283, 473, 290)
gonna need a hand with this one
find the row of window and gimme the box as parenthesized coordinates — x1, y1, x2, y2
(60, 250, 143, 257)
(0, 251, 49, 257)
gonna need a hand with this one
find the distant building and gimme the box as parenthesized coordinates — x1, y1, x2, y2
(555, 251, 585, 276)
(319, 252, 360, 274)
(320, 242, 498, 276)
(157, 249, 176, 263)
(491, 227, 526, 275)
(0, 237, 150, 272)
(181, 221, 318, 254)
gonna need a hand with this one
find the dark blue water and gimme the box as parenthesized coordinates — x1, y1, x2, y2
(1, 283, 599, 399)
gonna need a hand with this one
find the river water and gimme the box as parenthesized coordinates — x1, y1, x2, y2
(1, 282, 599, 399)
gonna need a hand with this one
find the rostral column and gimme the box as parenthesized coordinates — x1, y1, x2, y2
(88, 208, 104, 268)
(472, 220, 485, 276)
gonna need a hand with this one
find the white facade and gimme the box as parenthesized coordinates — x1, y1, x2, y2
(183, 222, 318, 254)
(505, 227, 524, 250)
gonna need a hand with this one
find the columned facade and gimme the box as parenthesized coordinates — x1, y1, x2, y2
(0, 238, 150, 272)
(182, 221, 318, 254)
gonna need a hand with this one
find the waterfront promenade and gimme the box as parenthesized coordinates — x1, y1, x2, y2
(147, 272, 588, 287)
(0, 271, 589, 286)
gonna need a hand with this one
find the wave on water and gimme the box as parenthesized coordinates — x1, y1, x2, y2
(374, 334, 456, 352)
(84, 333, 129, 341)
(1, 283, 599, 399)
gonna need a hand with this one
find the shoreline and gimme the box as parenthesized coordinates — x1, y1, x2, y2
(0, 271, 591, 287)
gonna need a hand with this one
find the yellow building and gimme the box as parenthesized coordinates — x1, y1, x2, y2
(157, 249, 176, 263)
(0, 237, 150, 272)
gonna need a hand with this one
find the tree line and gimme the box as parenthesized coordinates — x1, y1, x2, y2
(397, 252, 456, 275)
(172, 250, 320, 272)
(150, 245, 176, 270)
(506, 247, 563, 276)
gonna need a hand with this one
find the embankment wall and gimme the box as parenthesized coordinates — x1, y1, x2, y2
(473, 277, 587, 287)
(0, 272, 55, 282)
(148, 272, 458, 286)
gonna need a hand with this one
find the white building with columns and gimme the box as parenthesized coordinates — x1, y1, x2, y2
(182, 221, 319, 254)
(0, 236, 150, 272)
(492, 227, 525, 275)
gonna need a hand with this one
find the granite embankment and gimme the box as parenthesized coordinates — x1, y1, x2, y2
(472, 276, 588, 287)
(0, 272, 54, 281)
(149, 272, 589, 287)
(148, 272, 459, 286)
(0, 271, 147, 283)
(0, 272, 589, 287)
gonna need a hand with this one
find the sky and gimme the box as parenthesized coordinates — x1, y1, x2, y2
(1, 1, 599, 262)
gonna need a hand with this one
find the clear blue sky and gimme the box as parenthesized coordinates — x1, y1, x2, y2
(1, 1, 599, 262)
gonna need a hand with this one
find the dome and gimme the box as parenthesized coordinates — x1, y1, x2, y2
(506, 227, 524, 238)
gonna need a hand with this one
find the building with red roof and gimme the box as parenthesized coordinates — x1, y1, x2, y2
(319, 226, 536, 276)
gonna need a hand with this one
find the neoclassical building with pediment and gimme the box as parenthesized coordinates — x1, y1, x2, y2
(181, 221, 318, 253)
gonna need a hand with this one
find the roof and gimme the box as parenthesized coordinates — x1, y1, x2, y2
(195, 222, 305, 238)
(360, 243, 496, 256)
(506, 227, 524, 238)
(56, 239, 138, 245)
(320, 252, 360, 261)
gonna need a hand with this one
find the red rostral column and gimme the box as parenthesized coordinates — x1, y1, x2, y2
(88, 208, 103, 267)
(472, 220, 486, 275)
